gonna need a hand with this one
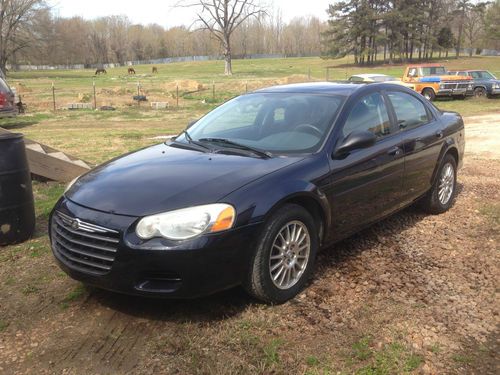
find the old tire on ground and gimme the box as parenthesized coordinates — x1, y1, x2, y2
(420, 154, 457, 214)
(422, 88, 436, 101)
(244, 204, 318, 304)
(473, 87, 486, 98)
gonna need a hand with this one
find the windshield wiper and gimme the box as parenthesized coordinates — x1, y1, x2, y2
(171, 130, 212, 151)
(198, 138, 272, 158)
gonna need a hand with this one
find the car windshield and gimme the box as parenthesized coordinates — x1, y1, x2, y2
(421, 67, 446, 76)
(177, 93, 344, 155)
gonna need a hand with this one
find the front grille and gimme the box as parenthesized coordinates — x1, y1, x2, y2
(51, 211, 120, 275)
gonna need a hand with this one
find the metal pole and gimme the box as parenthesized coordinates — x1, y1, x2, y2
(52, 82, 56, 111)
(308, 68, 311, 81)
(245, 82, 248, 93)
(93, 80, 97, 110)
(137, 82, 140, 107)
(176, 84, 179, 108)
(212, 80, 215, 100)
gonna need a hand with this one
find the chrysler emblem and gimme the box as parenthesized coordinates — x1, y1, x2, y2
(71, 220, 80, 230)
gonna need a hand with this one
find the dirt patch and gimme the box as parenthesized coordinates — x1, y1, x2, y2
(163, 80, 204, 92)
(277, 74, 312, 84)
(464, 113, 500, 159)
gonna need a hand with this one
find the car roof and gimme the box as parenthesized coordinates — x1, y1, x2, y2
(350, 74, 388, 78)
(254, 82, 365, 96)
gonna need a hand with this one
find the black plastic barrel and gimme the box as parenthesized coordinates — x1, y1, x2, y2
(0, 133, 35, 245)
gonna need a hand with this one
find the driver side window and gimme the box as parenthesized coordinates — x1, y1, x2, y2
(342, 93, 391, 138)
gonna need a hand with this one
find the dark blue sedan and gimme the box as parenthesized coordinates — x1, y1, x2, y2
(50, 82, 465, 303)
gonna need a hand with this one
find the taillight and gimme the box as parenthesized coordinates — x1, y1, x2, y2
(0, 93, 6, 109)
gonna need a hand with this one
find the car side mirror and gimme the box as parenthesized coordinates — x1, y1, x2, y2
(333, 130, 377, 159)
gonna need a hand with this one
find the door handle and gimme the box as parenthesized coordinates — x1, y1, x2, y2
(436, 131, 444, 139)
(387, 146, 403, 157)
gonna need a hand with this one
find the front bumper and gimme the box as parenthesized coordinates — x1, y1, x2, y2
(50, 198, 262, 298)
(436, 88, 472, 97)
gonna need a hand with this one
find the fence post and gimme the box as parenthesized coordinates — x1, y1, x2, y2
(245, 81, 248, 93)
(308, 68, 311, 81)
(176, 84, 179, 108)
(93, 80, 97, 110)
(137, 82, 141, 107)
(212, 80, 215, 101)
(52, 82, 56, 111)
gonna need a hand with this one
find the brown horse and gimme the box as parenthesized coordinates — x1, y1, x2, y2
(128, 67, 136, 75)
(152, 66, 158, 74)
(95, 68, 107, 75)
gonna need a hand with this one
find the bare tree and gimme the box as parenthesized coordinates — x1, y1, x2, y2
(0, 0, 47, 71)
(177, 0, 267, 75)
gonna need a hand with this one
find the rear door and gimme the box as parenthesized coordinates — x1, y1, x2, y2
(325, 91, 405, 239)
(385, 90, 444, 203)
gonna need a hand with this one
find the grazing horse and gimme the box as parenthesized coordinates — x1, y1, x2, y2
(152, 66, 158, 74)
(95, 68, 107, 75)
(128, 67, 136, 75)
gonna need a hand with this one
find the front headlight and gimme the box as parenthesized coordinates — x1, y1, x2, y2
(64, 176, 80, 194)
(494, 83, 500, 89)
(468, 84, 473, 90)
(136, 204, 235, 240)
(439, 84, 445, 89)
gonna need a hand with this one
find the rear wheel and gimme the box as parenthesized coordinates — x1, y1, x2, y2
(420, 154, 457, 214)
(422, 88, 436, 101)
(244, 204, 318, 304)
(473, 87, 486, 98)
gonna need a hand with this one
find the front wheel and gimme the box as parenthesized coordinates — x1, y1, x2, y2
(473, 87, 486, 98)
(419, 154, 457, 214)
(244, 204, 318, 304)
(422, 88, 436, 101)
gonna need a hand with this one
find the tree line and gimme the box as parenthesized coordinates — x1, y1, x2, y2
(322, 0, 500, 65)
(0, 0, 325, 71)
(1, 0, 498, 72)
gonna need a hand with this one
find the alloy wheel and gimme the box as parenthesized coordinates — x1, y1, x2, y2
(269, 220, 311, 290)
(438, 162, 455, 205)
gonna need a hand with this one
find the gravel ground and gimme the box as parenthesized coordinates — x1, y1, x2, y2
(0, 114, 498, 374)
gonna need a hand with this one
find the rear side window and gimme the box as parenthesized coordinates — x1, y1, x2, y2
(387, 91, 430, 130)
(342, 93, 391, 138)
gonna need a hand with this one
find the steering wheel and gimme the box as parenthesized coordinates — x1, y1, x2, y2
(294, 123, 323, 138)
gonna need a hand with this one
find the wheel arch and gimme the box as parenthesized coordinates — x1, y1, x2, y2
(421, 86, 436, 95)
(264, 192, 330, 247)
(431, 144, 459, 186)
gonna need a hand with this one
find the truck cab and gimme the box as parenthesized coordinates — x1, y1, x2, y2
(402, 64, 473, 101)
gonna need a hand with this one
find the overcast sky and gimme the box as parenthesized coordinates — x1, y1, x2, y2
(50, 0, 330, 27)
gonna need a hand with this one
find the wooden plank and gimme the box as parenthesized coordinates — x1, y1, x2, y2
(0, 126, 91, 182)
(25, 148, 90, 182)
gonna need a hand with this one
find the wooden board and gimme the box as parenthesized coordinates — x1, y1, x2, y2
(0, 127, 91, 182)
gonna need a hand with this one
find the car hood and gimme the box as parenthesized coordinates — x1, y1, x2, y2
(66, 143, 303, 217)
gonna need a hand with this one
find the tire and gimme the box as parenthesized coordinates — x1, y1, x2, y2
(244, 204, 318, 304)
(419, 154, 457, 214)
(473, 87, 486, 98)
(422, 88, 436, 101)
